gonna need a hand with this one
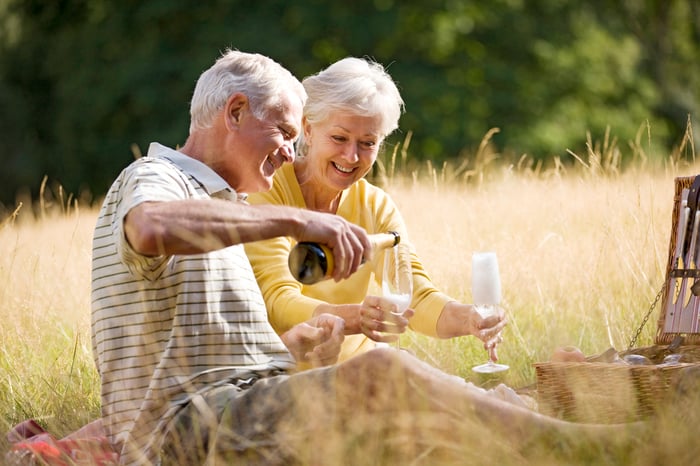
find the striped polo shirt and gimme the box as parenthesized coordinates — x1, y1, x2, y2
(91, 142, 295, 465)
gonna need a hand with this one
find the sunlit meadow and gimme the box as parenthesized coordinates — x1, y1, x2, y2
(2, 129, 700, 464)
(0, 205, 99, 447)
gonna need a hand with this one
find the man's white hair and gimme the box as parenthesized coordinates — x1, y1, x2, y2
(189, 49, 306, 133)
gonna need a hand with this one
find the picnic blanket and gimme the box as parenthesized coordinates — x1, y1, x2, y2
(6, 419, 118, 466)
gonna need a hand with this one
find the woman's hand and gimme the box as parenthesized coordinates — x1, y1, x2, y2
(281, 313, 346, 367)
(437, 302, 508, 361)
(358, 295, 415, 343)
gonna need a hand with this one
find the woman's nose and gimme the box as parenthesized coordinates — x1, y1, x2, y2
(342, 142, 359, 162)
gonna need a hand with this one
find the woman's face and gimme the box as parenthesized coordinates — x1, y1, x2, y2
(302, 111, 384, 193)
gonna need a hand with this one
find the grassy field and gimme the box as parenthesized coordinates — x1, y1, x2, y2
(394, 165, 674, 387)
(0, 208, 100, 433)
(2, 151, 700, 463)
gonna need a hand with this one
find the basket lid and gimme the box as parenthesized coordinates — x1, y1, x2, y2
(657, 175, 700, 345)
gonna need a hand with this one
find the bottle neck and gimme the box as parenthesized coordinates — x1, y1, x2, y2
(369, 231, 400, 249)
(366, 231, 400, 261)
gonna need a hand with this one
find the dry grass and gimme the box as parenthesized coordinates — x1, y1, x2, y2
(394, 167, 674, 387)
(2, 136, 700, 463)
(0, 207, 100, 443)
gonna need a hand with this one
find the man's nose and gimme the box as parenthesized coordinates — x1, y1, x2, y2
(279, 141, 295, 163)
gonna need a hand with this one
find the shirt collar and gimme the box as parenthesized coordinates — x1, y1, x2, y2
(146, 142, 248, 202)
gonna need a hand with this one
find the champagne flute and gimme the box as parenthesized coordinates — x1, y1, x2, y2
(382, 244, 413, 347)
(471, 251, 509, 373)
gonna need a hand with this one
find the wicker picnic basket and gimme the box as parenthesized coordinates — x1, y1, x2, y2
(534, 175, 700, 424)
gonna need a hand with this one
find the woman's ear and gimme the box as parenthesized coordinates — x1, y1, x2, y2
(224, 93, 248, 130)
(302, 116, 312, 144)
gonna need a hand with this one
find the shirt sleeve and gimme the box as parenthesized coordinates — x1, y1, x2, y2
(114, 158, 192, 281)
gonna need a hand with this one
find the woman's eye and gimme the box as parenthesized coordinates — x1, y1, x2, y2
(332, 135, 347, 143)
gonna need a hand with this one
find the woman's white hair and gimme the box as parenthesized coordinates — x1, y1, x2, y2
(189, 49, 306, 133)
(298, 57, 404, 156)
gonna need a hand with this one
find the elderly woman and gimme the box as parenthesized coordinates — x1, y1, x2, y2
(245, 57, 506, 364)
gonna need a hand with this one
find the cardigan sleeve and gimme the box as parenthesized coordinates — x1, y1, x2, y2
(244, 168, 326, 333)
(352, 184, 452, 338)
(246, 163, 453, 340)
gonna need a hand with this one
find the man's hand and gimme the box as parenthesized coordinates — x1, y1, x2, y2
(281, 314, 345, 367)
(294, 210, 371, 282)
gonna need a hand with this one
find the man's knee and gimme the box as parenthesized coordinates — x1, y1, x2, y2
(336, 347, 417, 407)
(344, 347, 413, 378)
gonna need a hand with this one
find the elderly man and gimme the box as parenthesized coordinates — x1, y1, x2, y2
(92, 49, 371, 465)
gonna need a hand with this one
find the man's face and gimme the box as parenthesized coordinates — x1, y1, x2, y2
(223, 91, 302, 193)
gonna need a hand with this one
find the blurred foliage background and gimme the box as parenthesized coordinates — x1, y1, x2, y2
(0, 0, 698, 210)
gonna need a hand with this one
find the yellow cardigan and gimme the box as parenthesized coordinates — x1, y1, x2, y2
(245, 162, 451, 362)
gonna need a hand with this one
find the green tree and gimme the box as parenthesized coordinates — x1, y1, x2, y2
(0, 0, 697, 209)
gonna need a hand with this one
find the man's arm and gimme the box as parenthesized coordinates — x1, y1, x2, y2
(124, 199, 371, 280)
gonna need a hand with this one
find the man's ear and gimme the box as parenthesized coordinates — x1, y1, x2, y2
(225, 93, 248, 130)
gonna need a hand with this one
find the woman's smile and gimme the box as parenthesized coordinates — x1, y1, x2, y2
(332, 161, 355, 174)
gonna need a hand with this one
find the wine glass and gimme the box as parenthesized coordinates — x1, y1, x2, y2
(471, 251, 509, 373)
(382, 244, 413, 347)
